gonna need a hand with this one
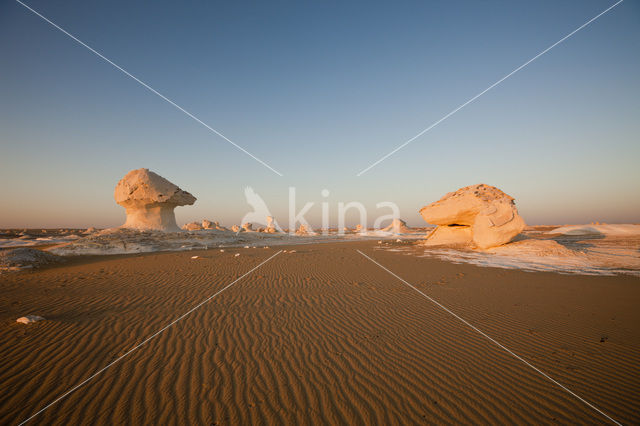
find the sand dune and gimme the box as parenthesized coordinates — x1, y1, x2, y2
(1, 242, 638, 424)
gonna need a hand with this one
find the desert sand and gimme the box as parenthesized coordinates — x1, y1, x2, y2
(1, 241, 639, 424)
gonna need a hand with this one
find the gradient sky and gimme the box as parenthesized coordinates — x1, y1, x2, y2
(1, 0, 639, 228)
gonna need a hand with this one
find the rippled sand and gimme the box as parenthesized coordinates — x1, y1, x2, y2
(1, 241, 639, 424)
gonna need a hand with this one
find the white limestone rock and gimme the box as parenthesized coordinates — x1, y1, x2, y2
(182, 222, 203, 231)
(421, 225, 473, 246)
(16, 315, 45, 324)
(295, 224, 316, 235)
(381, 219, 414, 234)
(420, 184, 525, 249)
(114, 168, 196, 232)
(263, 216, 279, 233)
(201, 220, 228, 231)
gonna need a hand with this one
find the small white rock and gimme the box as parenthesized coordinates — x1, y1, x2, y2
(244, 246, 250, 249)
(234, 253, 240, 257)
(219, 249, 225, 252)
(191, 255, 199, 259)
(16, 315, 45, 324)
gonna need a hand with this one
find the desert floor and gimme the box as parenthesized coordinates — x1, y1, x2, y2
(1, 241, 638, 424)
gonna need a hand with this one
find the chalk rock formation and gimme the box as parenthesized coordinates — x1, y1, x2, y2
(296, 224, 316, 235)
(381, 219, 413, 234)
(182, 222, 203, 231)
(115, 169, 196, 232)
(16, 315, 45, 324)
(263, 216, 278, 233)
(242, 223, 255, 232)
(420, 184, 525, 249)
(422, 225, 473, 246)
(200, 220, 228, 231)
(231, 225, 242, 233)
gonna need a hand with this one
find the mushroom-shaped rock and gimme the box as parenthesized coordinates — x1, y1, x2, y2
(231, 225, 242, 233)
(381, 219, 413, 234)
(420, 184, 525, 249)
(115, 169, 196, 232)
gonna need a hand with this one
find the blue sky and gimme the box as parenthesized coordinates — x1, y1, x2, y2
(1, 0, 638, 228)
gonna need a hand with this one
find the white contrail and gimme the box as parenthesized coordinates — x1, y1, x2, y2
(356, 250, 622, 425)
(357, 0, 624, 176)
(15, 0, 283, 176)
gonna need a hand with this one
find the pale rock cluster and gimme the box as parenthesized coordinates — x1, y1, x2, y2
(295, 224, 317, 235)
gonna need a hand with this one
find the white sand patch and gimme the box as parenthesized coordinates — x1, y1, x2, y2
(381, 232, 640, 276)
(45, 227, 430, 257)
(547, 224, 640, 236)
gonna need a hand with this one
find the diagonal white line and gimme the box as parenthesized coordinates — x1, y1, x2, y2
(18, 250, 283, 425)
(356, 0, 624, 176)
(15, 0, 283, 177)
(356, 249, 622, 425)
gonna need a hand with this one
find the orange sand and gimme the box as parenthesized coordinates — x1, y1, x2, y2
(1, 241, 638, 424)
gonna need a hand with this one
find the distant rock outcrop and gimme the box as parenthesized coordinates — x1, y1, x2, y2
(295, 224, 316, 235)
(182, 222, 203, 231)
(115, 168, 196, 232)
(420, 184, 525, 249)
(202, 220, 228, 231)
(381, 218, 413, 234)
(263, 216, 279, 233)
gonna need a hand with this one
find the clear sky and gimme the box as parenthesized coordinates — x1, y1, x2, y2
(1, 0, 639, 228)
